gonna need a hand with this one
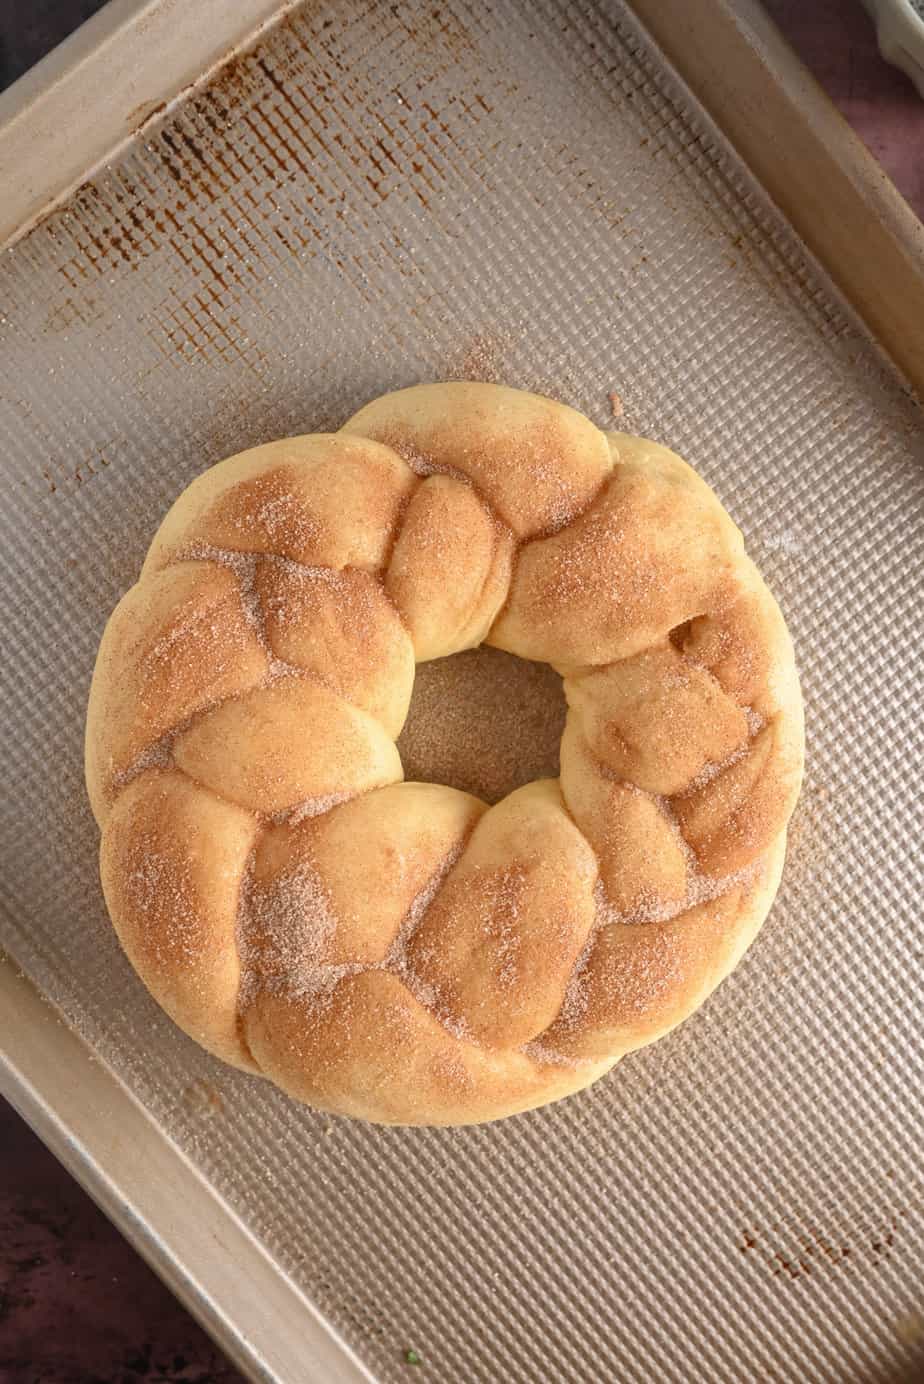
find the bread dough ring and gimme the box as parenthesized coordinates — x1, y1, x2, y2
(86, 383, 803, 1125)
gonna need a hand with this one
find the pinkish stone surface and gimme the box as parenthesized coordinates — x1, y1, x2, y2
(764, 0, 924, 219)
(0, 1104, 244, 1381)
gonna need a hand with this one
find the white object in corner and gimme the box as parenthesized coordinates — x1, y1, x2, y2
(860, 0, 924, 98)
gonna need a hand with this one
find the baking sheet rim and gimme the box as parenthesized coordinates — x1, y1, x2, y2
(2, 0, 924, 395)
(631, 0, 924, 396)
(0, 0, 303, 249)
(0, 955, 373, 1383)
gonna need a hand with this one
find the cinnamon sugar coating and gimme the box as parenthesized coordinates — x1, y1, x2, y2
(88, 383, 803, 1125)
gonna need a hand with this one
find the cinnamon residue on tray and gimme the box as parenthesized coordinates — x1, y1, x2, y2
(396, 645, 567, 804)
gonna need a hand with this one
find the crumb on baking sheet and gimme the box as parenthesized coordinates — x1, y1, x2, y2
(181, 1077, 225, 1117)
(608, 390, 624, 418)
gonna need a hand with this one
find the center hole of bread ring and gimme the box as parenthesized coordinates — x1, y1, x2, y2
(396, 646, 567, 805)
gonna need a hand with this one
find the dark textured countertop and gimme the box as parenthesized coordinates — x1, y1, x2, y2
(1, 3, 246, 1377)
(1, 1, 922, 1381)
(0, 1108, 243, 1383)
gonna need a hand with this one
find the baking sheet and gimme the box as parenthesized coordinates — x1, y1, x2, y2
(1, 1, 923, 1380)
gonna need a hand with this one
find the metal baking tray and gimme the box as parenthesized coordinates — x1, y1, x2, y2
(1, 2, 923, 1380)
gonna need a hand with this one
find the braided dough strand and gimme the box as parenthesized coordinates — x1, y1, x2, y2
(87, 383, 803, 1125)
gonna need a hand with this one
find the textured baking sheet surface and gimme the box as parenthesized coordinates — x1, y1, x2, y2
(1, 2, 923, 1380)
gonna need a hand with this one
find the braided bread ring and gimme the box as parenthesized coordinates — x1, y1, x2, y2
(86, 383, 803, 1125)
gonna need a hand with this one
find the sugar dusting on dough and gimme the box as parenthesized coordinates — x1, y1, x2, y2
(384, 436, 471, 486)
(123, 837, 198, 962)
(239, 837, 480, 1047)
(205, 464, 323, 553)
(387, 845, 475, 1044)
(544, 850, 766, 1043)
(274, 790, 356, 827)
(114, 733, 174, 786)
(179, 544, 265, 635)
(521, 1039, 592, 1070)
(363, 403, 607, 538)
(242, 855, 338, 1000)
(679, 704, 763, 792)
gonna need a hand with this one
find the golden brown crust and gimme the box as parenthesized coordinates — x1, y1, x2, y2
(540, 833, 787, 1061)
(406, 781, 597, 1047)
(100, 769, 259, 1070)
(87, 384, 804, 1125)
(243, 971, 616, 1126)
(558, 718, 690, 916)
(85, 561, 268, 825)
(489, 435, 745, 670)
(672, 717, 802, 874)
(341, 381, 613, 538)
(142, 433, 416, 574)
(173, 677, 403, 817)
(255, 562, 415, 736)
(564, 645, 750, 796)
(250, 782, 486, 967)
(384, 474, 515, 660)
